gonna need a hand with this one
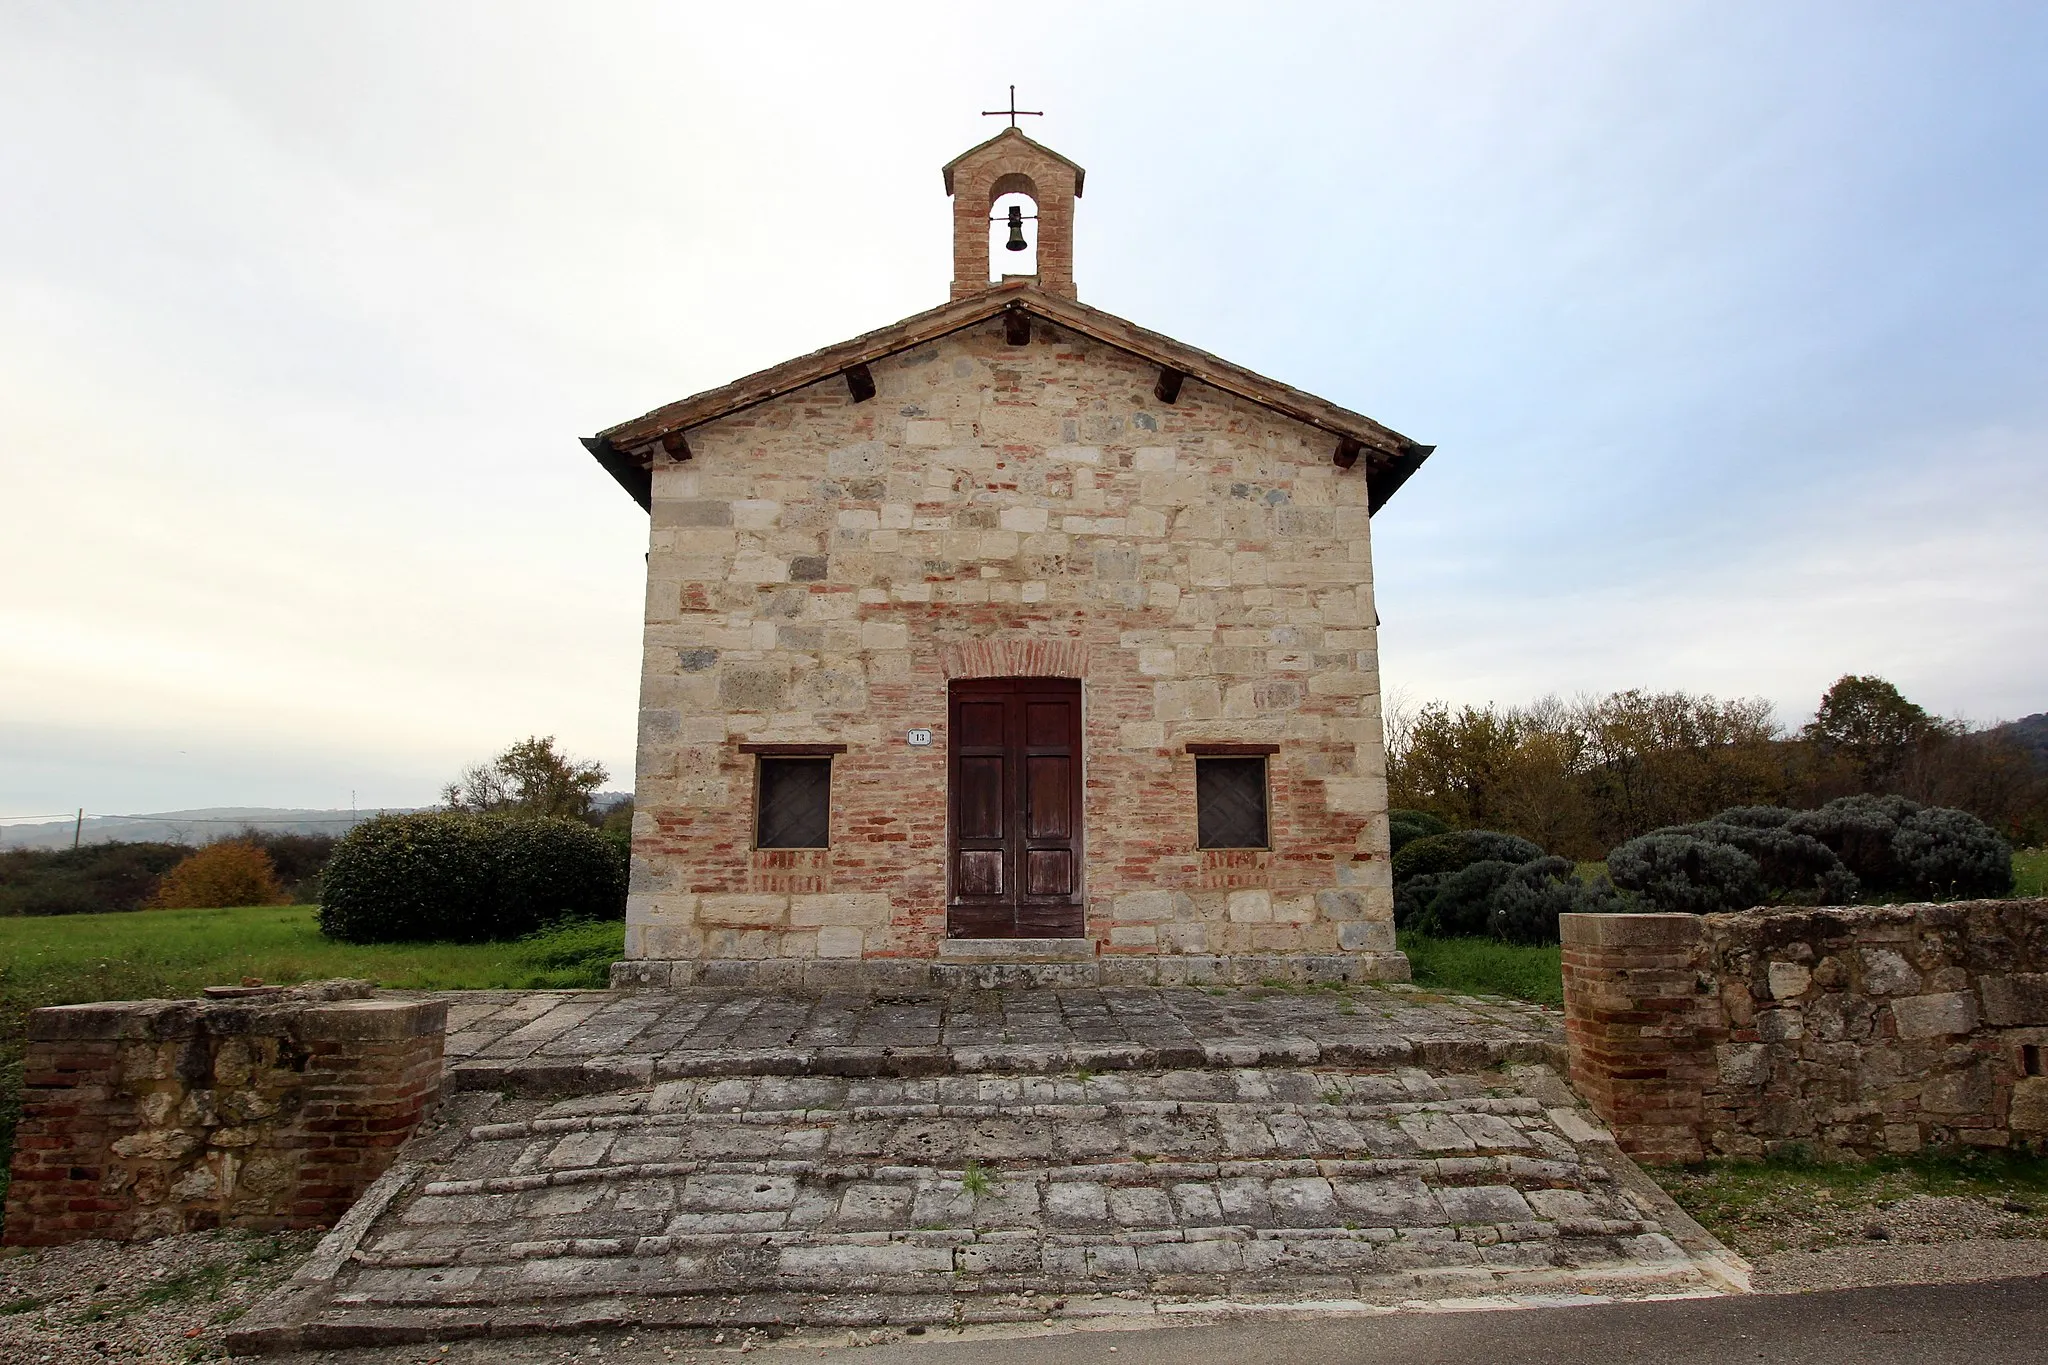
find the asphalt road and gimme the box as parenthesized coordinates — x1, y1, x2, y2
(290, 1276, 2048, 1365)
(810, 1278, 2048, 1365)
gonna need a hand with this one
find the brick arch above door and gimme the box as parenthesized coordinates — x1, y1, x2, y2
(941, 637, 1090, 681)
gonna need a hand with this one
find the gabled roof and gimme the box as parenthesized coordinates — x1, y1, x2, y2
(583, 281, 1433, 514)
(941, 127, 1087, 196)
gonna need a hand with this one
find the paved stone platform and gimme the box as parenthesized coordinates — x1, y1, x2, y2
(430, 984, 1568, 1092)
(226, 987, 1741, 1351)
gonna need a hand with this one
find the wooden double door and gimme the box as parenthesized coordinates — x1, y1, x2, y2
(947, 678, 1084, 938)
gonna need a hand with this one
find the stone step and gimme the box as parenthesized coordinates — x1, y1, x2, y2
(446, 1036, 1565, 1093)
(227, 1062, 1734, 1354)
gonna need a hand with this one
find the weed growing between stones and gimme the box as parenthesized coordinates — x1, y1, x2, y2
(960, 1161, 992, 1197)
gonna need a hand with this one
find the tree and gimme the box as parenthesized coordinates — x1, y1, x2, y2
(148, 840, 288, 909)
(1803, 675, 1941, 788)
(443, 736, 609, 822)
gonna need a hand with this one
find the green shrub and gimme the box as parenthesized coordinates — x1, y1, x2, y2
(1393, 871, 1445, 930)
(1710, 805, 1796, 830)
(1607, 832, 1766, 915)
(1419, 860, 1519, 937)
(1678, 821, 1859, 904)
(1894, 806, 2015, 899)
(1391, 829, 1543, 884)
(1786, 795, 1920, 893)
(0, 843, 190, 917)
(1388, 808, 1450, 856)
(1486, 856, 1586, 946)
(1785, 795, 2013, 899)
(317, 813, 624, 945)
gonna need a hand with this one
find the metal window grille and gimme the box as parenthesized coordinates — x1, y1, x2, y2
(1196, 756, 1268, 849)
(756, 757, 831, 849)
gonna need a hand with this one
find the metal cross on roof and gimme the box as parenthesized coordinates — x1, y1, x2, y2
(981, 85, 1043, 130)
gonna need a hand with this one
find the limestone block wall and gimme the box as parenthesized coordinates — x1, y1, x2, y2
(3, 985, 445, 1246)
(627, 312, 1402, 982)
(1561, 900, 2048, 1163)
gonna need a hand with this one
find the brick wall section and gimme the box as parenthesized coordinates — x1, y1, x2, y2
(949, 131, 1079, 299)
(3, 990, 445, 1246)
(627, 312, 1404, 982)
(1562, 900, 2048, 1163)
(1559, 913, 1724, 1164)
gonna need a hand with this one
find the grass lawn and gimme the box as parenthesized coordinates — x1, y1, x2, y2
(2015, 847, 2047, 897)
(1397, 931, 1563, 1006)
(0, 904, 623, 1230)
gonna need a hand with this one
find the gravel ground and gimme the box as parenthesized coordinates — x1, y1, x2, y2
(0, 1228, 320, 1364)
(1751, 1236, 2048, 1292)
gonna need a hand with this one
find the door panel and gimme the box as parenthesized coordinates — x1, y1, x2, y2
(1025, 702, 1067, 747)
(1025, 756, 1071, 839)
(957, 850, 1004, 896)
(948, 678, 1083, 939)
(956, 757, 1005, 840)
(1025, 849, 1071, 897)
(957, 701, 1006, 748)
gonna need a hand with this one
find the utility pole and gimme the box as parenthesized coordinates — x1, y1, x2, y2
(73, 808, 83, 850)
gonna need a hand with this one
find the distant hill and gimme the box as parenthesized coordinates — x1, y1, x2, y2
(0, 807, 420, 851)
(1989, 713, 2048, 766)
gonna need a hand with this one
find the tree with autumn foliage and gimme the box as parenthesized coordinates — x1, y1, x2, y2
(442, 735, 609, 823)
(147, 840, 289, 909)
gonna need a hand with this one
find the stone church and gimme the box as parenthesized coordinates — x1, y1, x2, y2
(584, 126, 1433, 989)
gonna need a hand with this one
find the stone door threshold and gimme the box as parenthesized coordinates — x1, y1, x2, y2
(610, 950, 1412, 992)
(939, 937, 1097, 962)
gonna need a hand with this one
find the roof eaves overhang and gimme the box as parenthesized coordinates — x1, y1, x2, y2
(585, 283, 1433, 514)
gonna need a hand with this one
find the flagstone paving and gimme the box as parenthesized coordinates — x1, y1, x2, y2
(428, 984, 1567, 1090)
(229, 987, 1740, 1352)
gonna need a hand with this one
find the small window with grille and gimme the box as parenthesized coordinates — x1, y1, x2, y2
(1196, 756, 1269, 849)
(755, 757, 831, 849)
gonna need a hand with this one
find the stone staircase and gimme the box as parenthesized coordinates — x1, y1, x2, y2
(232, 1055, 1739, 1350)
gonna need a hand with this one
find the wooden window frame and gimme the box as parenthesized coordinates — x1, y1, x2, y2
(1193, 752, 1272, 851)
(747, 746, 841, 850)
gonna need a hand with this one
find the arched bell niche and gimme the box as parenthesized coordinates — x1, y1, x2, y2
(987, 173, 1041, 281)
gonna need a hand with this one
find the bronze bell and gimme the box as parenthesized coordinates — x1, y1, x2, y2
(1004, 204, 1028, 252)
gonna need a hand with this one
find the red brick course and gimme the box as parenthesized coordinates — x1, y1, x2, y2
(3, 993, 444, 1246)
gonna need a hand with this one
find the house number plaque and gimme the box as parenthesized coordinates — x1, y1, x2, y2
(906, 729, 933, 747)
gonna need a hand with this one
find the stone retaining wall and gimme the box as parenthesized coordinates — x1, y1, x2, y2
(3, 983, 445, 1246)
(1561, 900, 2048, 1163)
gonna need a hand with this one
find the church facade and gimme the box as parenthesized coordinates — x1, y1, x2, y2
(585, 128, 1433, 988)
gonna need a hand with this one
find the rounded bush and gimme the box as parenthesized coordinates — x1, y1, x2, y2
(1686, 822, 1859, 905)
(490, 817, 630, 934)
(318, 813, 625, 945)
(148, 840, 287, 910)
(1388, 809, 1450, 856)
(1393, 872, 1445, 930)
(1391, 832, 1468, 883)
(1893, 806, 2013, 899)
(1391, 829, 1545, 884)
(1786, 794, 1922, 893)
(1710, 805, 1796, 830)
(1420, 859, 1520, 937)
(1607, 832, 1765, 915)
(1485, 856, 1580, 946)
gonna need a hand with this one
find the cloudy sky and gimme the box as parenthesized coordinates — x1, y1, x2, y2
(2, 1, 2043, 816)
